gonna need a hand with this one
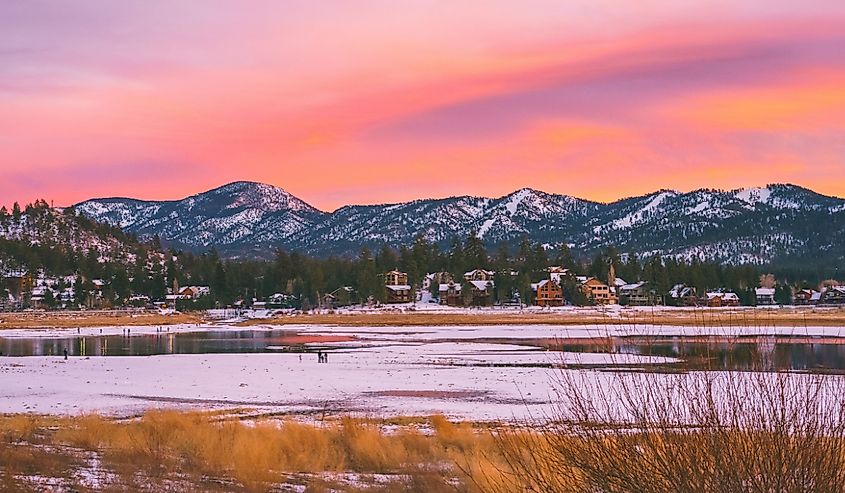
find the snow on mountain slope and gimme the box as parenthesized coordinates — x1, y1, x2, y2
(76, 181, 326, 256)
(74, 182, 845, 263)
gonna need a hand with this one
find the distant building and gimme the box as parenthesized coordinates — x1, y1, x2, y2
(531, 279, 563, 307)
(618, 281, 662, 306)
(755, 287, 777, 305)
(464, 269, 496, 282)
(705, 291, 741, 307)
(794, 289, 821, 306)
(819, 286, 845, 305)
(466, 280, 495, 306)
(668, 284, 698, 306)
(580, 277, 617, 305)
(438, 282, 462, 306)
(384, 270, 412, 303)
(267, 293, 297, 308)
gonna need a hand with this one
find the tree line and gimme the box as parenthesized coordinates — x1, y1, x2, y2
(0, 203, 837, 309)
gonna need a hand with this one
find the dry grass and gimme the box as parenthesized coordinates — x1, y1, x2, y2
(3, 411, 513, 491)
(0, 310, 202, 330)
(477, 354, 845, 493)
(241, 306, 845, 328)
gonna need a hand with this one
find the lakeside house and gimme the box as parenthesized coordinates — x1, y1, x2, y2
(531, 279, 564, 307)
(755, 287, 777, 305)
(819, 286, 845, 305)
(464, 269, 495, 282)
(438, 282, 462, 306)
(618, 281, 662, 306)
(579, 277, 617, 305)
(794, 289, 821, 306)
(467, 280, 495, 306)
(705, 291, 741, 307)
(669, 284, 698, 306)
(384, 270, 412, 303)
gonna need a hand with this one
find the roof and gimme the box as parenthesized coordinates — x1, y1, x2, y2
(438, 283, 461, 292)
(469, 280, 494, 290)
(620, 281, 647, 291)
(707, 291, 739, 301)
(755, 287, 776, 296)
(385, 284, 411, 291)
(531, 279, 559, 290)
(464, 269, 495, 277)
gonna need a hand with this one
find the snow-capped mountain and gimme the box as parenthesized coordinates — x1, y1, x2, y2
(74, 182, 845, 263)
(76, 182, 326, 257)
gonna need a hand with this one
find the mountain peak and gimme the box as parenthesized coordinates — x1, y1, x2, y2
(73, 182, 845, 261)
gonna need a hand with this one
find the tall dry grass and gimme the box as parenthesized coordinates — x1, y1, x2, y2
(480, 350, 845, 493)
(48, 411, 509, 491)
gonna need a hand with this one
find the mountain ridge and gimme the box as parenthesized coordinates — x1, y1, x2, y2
(73, 181, 845, 263)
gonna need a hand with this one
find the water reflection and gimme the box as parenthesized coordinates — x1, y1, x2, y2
(0, 330, 313, 357)
(3, 331, 845, 371)
(558, 337, 845, 371)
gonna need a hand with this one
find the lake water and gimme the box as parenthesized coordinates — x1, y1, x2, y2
(3, 329, 845, 371)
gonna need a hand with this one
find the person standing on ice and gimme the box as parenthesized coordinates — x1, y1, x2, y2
(63, 348, 68, 360)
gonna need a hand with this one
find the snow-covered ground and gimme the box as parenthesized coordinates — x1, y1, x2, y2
(1, 321, 844, 421)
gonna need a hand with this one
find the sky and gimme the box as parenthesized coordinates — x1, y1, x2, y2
(2, 0, 845, 210)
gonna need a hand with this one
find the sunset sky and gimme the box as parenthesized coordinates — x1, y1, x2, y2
(2, 1, 845, 210)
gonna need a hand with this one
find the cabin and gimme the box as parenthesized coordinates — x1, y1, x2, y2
(267, 293, 297, 309)
(755, 287, 777, 305)
(794, 289, 821, 306)
(532, 279, 563, 307)
(580, 277, 617, 305)
(464, 269, 496, 282)
(819, 286, 845, 305)
(180, 286, 211, 299)
(438, 282, 462, 306)
(618, 281, 661, 306)
(668, 284, 698, 306)
(467, 280, 495, 306)
(705, 291, 741, 307)
(384, 270, 412, 303)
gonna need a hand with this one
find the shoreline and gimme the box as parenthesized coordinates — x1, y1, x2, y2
(2, 305, 845, 330)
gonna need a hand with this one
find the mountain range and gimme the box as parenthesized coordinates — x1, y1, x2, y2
(73, 181, 845, 264)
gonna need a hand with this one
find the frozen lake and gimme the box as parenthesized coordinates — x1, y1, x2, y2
(1, 323, 845, 420)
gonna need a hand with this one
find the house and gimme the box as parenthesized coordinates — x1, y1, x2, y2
(29, 285, 51, 308)
(464, 269, 495, 282)
(384, 270, 412, 303)
(705, 291, 741, 307)
(755, 287, 777, 305)
(819, 286, 845, 305)
(438, 282, 462, 306)
(668, 284, 698, 306)
(794, 289, 821, 306)
(531, 279, 563, 307)
(385, 270, 409, 286)
(618, 281, 661, 306)
(267, 293, 297, 309)
(179, 286, 210, 299)
(580, 277, 617, 305)
(467, 280, 495, 306)
(325, 286, 356, 308)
